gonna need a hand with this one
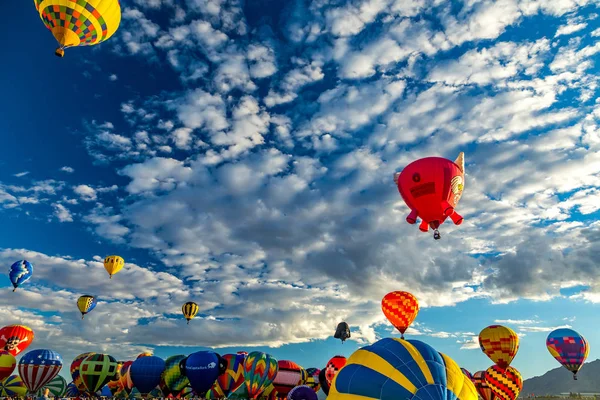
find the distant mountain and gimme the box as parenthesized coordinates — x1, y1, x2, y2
(522, 359, 600, 396)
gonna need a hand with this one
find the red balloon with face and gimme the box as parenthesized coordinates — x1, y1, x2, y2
(0, 325, 34, 356)
(394, 152, 465, 240)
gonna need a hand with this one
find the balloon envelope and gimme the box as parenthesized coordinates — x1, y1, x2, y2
(395, 153, 465, 239)
(381, 291, 419, 338)
(288, 385, 318, 400)
(71, 352, 96, 393)
(327, 338, 477, 400)
(8, 260, 33, 290)
(181, 351, 221, 395)
(18, 349, 63, 394)
(81, 353, 119, 393)
(0, 350, 16, 381)
(130, 356, 165, 394)
(479, 325, 519, 368)
(0, 375, 27, 397)
(0, 324, 34, 356)
(546, 328, 589, 378)
(163, 355, 189, 393)
(104, 255, 125, 278)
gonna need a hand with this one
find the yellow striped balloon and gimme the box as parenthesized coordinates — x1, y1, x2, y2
(182, 302, 199, 324)
(478, 325, 519, 368)
(34, 0, 121, 57)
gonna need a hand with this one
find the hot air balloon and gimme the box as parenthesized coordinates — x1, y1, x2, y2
(77, 295, 98, 319)
(472, 371, 496, 400)
(318, 369, 330, 396)
(0, 350, 16, 381)
(546, 328, 589, 380)
(287, 385, 318, 400)
(334, 322, 351, 343)
(65, 382, 80, 397)
(479, 325, 519, 368)
(137, 352, 153, 359)
(119, 360, 134, 394)
(180, 351, 222, 396)
(39, 375, 68, 397)
(182, 302, 199, 324)
(72, 352, 96, 394)
(34, 0, 122, 57)
(0, 325, 34, 356)
(0, 375, 27, 397)
(394, 152, 465, 239)
(273, 360, 305, 398)
(81, 353, 119, 393)
(208, 353, 245, 397)
(304, 368, 320, 393)
(18, 349, 63, 395)
(130, 356, 165, 395)
(229, 351, 278, 399)
(104, 255, 125, 278)
(460, 367, 473, 381)
(484, 365, 522, 400)
(8, 260, 33, 291)
(163, 355, 189, 394)
(327, 337, 478, 400)
(381, 291, 419, 339)
(324, 356, 346, 388)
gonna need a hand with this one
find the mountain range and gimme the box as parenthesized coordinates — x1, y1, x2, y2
(522, 359, 600, 395)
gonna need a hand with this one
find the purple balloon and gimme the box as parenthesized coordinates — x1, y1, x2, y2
(287, 385, 318, 400)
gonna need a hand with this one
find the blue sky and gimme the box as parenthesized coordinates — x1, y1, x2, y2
(2, 0, 600, 386)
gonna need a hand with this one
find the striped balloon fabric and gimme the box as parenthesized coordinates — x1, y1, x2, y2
(472, 371, 496, 400)
(546, 328, 589, 379)
(36, 375, 67, 397)
(0, 375, 28, 397)
(328, 338, 477, 400)
(483, 365, 522, 400)
(18, 349, 63, 394)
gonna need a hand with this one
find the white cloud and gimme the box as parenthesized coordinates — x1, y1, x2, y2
(73, 185, 98, 201)
(60, 166, 75, 173)
(109, 74, 118, 81)
(555, 21, 587, 37)
(53, 203, 73, 222)
(14, 171, 30, 178)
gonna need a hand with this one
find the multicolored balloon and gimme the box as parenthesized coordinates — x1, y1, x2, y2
(546, 328, 589, 380)
(484, 365, 522, 400)
(77, 295, 98, 319)
(479, 325, 519, 368)
(304, 368, 320, 393)
(18, 349, 63, 394)
(34, 0, 122, 57)
(461, 367, 473, 381)
(327, 338, 477, 400)
(324, 356, 346, 388)
(65, 382, 80, 397)
(394, 152, 465, 239)
(0, 375, 27, 397)
(162, 355, 189, 393)
(273, 360, 305, 398)
(231, 351, 278, 399)
(71, 352, 96, 393)
(119, 360, 134, 394)
(81, 353, 119, 393)
(211, 353, 245, 397)
(381, 291, 419, 339)
(129, 356, 165, 395)
(472, 371, 496, 400)
(8, 260, 33, 291)
(0, 325, 34, 356)
(0, 350, 16, 381)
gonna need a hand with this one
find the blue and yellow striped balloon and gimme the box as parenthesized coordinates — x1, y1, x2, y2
(328, 338, 477, 400)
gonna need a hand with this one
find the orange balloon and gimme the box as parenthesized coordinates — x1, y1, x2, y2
(381, 291, 419, 338)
